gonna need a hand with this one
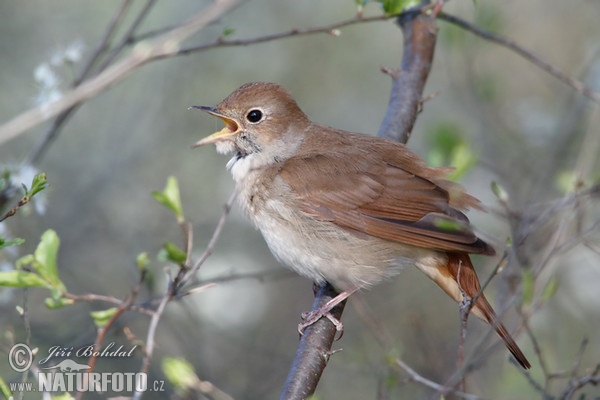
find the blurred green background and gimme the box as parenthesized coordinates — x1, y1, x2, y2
(1, 0, 599, 398)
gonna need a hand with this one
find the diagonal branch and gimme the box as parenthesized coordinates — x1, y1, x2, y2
(437, 12, 600, 105)
(0, 0, 246, 147)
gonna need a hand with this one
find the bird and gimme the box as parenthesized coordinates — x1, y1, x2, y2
(192, 81, 531, 369)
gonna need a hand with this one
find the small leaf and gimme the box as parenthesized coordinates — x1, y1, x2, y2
(0, 374, 13, 400)
(447, 143, 477, 181)
(521, 270, 534, 306)
(380, 0, 420, 15)
(33, 230, 65, 291)
(0, 237, 25, 250)
(136, 252, 150, 270)
(427, 122, 473, 178)
(222, 27, 235, 37)
(152, 176, 184, 223)
(90, 307, 118, 328)
(162, 357, 198, 390)
(0, 270, 50, 288)
(27, 172, 48, 198)
(162, 242, 187, 265)
(45, 296, 74, 309)
(555, 170, 580, 194)
(541, 276, 559, 302)
(15, 254, 34, 269)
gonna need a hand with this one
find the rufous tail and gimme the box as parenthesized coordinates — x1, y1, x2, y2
(435, 253, 531, 369)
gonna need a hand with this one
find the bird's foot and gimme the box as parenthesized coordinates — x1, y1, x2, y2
(297, 286, 360, 339)
(299, 307, 344, 338)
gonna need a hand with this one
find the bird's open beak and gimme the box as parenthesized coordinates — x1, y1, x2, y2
(190, 106, 240, 147)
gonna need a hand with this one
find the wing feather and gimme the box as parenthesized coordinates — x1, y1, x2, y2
(279, 130, 494, 255)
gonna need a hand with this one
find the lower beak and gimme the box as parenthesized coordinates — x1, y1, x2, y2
(190, 106, 239, 148)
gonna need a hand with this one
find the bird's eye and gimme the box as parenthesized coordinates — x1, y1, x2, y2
(246, 109, 263, 123)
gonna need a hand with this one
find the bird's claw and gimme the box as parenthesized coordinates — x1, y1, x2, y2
(298, 309, 344, 340)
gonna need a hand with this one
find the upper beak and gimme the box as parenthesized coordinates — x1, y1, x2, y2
(189, 106, 240, 148)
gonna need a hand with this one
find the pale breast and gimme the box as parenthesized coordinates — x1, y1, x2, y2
(230, 154, 443, 291)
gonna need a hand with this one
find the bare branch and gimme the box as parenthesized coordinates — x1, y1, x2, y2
(394, 358, 481, 400)
(437, 12, 600, 105)
(180, 189, 237, 289)
(378, 9, 437, 143)
(25, 0, 145, 165)
(280, 283, 347, 400)
(0, 0, 246, 147)
(178, 13, 397, 55)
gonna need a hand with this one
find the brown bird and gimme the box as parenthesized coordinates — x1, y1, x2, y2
(192, 82, 531, 369)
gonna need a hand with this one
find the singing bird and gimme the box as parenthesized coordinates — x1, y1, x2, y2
(193, 82, 530, 369)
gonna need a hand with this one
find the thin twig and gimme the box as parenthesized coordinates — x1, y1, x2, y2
(0, 0, 246, 146)
(560, 362, 600, 400)
(132, 270, 172, 400)
(25, 0, 136, 165)
(97, 0, 158, 71)
(132, 192, 236, 400)
(394, 358, 481, 400)
(64, 292, 154, 316)
(75, 291, 137, 400)
(178, 13, 398, 55)
(180, 189, 237, 289)
(437, 12, 600, 105)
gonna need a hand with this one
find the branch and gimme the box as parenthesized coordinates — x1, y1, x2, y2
(378, 8, 437, 143)
(282, 5, 438, 398)
(280, 284, 346, 400)
(177, 13, 397, 55)
(25, 0, 137, 165)
(437, 12, 600, 105)
(394, 358, 481, 400)
(0, 0, 245, 147)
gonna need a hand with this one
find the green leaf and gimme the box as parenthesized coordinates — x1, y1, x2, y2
(555, 170, 580, 194)
(0, 237, 25, 250)
(45, 296, 75, 309)
(90, 307, 118, 328)
(0, 270, 50, 288)
(521, 270, 534, 306)
(152, 176, 184, 223)
(136, 252, 150, 270)
(162, 357, 198, 390)
(162, 242, 187, 265)
(0, 374, 12, 400)
(379, 0, 420, 15)
(427, 123, 477, 180)
(222, 27, 235, 37)
(427, 122, 462, 166)
(447, 143, 477, 181)
(27, 172, 48, 198)
(541, 276, 559, 302)
(33, 230, 65, 291)
(15, 254, 34, 269)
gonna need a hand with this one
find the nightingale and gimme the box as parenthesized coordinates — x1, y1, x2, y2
(192, 82, 531, 369)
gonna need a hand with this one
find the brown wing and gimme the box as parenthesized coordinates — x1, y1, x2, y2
(279, 133, 495, 255)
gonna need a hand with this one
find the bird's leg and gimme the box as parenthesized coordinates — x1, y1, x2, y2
(298, 287, 359, 336)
